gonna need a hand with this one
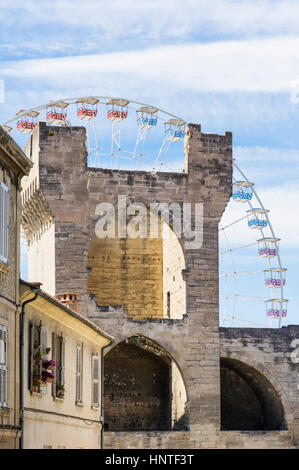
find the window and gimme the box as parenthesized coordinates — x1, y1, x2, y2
(0, 326, 7, 407)
(52, 333, 65, 398)
(91, 354, 99, 407)
(76, 344, 83, 403)
(167, 291, 171, 317)
(0, 181, 9, 264)
(28, 322, 49, 394)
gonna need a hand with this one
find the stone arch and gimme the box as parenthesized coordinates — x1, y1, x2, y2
(220, 356, 287, 431)
(87, 205, 186, 320)
(104, 334, 188, 431)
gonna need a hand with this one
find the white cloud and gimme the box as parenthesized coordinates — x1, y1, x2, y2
(1, 0, 299, 41)
(1, 37, 299, 96)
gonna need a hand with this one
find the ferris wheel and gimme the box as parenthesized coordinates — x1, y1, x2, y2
(219, 160, 288, 328)
(2, 96, 187, 173)
(2, 96, 288, 328)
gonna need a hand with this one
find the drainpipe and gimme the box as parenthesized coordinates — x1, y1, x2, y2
(19, 288, 39, 449)
(100, 343, 110, 449)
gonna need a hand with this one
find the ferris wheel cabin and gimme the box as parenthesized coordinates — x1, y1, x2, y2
(16, 110, 39, 134)
(46, 101, 69, 125)
(106, 99, 129, 122)
(247, 208, 269, 229)
(76, 97, 99, 121)
(233, 181, 253, 203)
(257, 237, 280, 258)
(266, 299, 288, 319)
(164, 119, 185, 142)
(136, 106, 158, 129)
(264, 268, 287, 288)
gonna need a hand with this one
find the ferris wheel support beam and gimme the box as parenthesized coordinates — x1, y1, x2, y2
(220, 293, 268, 301)
(221, 314, 267, 328)
(219, 214, 248, 231)
(233, 160, 285, 328)
(220, 241, 258, 255)
(220, 269, 264, 277)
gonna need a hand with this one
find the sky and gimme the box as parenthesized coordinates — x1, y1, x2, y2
(0, 0, 298, 327)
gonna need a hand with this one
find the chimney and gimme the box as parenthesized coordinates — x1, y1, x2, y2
(56, 293, 78, 312)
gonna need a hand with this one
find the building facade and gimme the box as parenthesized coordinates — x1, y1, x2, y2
(0, 127, 32, 449)
(20, 281, 113, 449)
(20, 121, 299, 449)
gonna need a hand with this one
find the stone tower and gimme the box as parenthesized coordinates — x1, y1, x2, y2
(21, 121, 299, 449)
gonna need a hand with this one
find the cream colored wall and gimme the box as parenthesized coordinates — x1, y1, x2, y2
(24, 412, 100, 450)
(23, 303, 103, 449)
(22, 128, 39, 193)
(28, 223, 55, 296)
(0, 299, 19, 449)
(171, 361, 187, 428)
(22, 129, 56, 296)
(162, 221, 186, 319)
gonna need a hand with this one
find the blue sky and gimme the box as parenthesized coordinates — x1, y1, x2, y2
(0, 0, 298, 327)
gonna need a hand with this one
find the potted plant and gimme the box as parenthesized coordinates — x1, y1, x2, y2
(56, 384, 64, 398)
(33, 373, 41, 385)
(42, 359, 56, 371)
(34, 348, 42, 365)
(32, 372, 41, 392)
(42, 370, 55, 384)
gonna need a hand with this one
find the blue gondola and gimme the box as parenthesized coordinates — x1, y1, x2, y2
(164, 119, 185, 142)
(233, 181, 253, 203)
(247, 208, 269, 229)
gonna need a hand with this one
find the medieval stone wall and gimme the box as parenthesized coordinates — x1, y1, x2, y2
(22, 121, 299, 449)
(220, 325, 299, 446)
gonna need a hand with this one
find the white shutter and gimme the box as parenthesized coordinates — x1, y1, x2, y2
(0, 326, 8, 407)
(40, 326, 48, 358)
(91, 355, 99, 407)
(60, 335, 65, 386)
(51, 333, 56, 397)
(0, 181, 9, 263)
(76, 345, 82, 402)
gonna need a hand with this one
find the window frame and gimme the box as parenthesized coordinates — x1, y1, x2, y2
(76, 344, 83, 404)
(91, 354, 99, 408)
(0, 180, 9, 264)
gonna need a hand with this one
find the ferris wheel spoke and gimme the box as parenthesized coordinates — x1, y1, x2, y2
(219, 241, 258, 255)
(220, 293, 267, 301)
(220, 314, 267, 328)
(219, 214, 248, 231)
(220, 269, 264, 277)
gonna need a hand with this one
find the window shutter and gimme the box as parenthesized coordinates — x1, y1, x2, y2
(91, 355, 99, 407)
(60, 335, 65, 387)
(40, 326, 48, 358)
(76, 345, 82, 402)
(28, 322, 34, 391)
(52, 332, 56, 397)
(0, 181, 9, 263)
(0, 326, 8, 407)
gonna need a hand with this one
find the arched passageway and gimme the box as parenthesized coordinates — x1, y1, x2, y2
(220, 357, 287, 431)
(104, 336, 187, 431)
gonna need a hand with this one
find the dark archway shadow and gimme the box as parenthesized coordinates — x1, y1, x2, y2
(104, 335, 188, 431)
(220, 357, 287, 431)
